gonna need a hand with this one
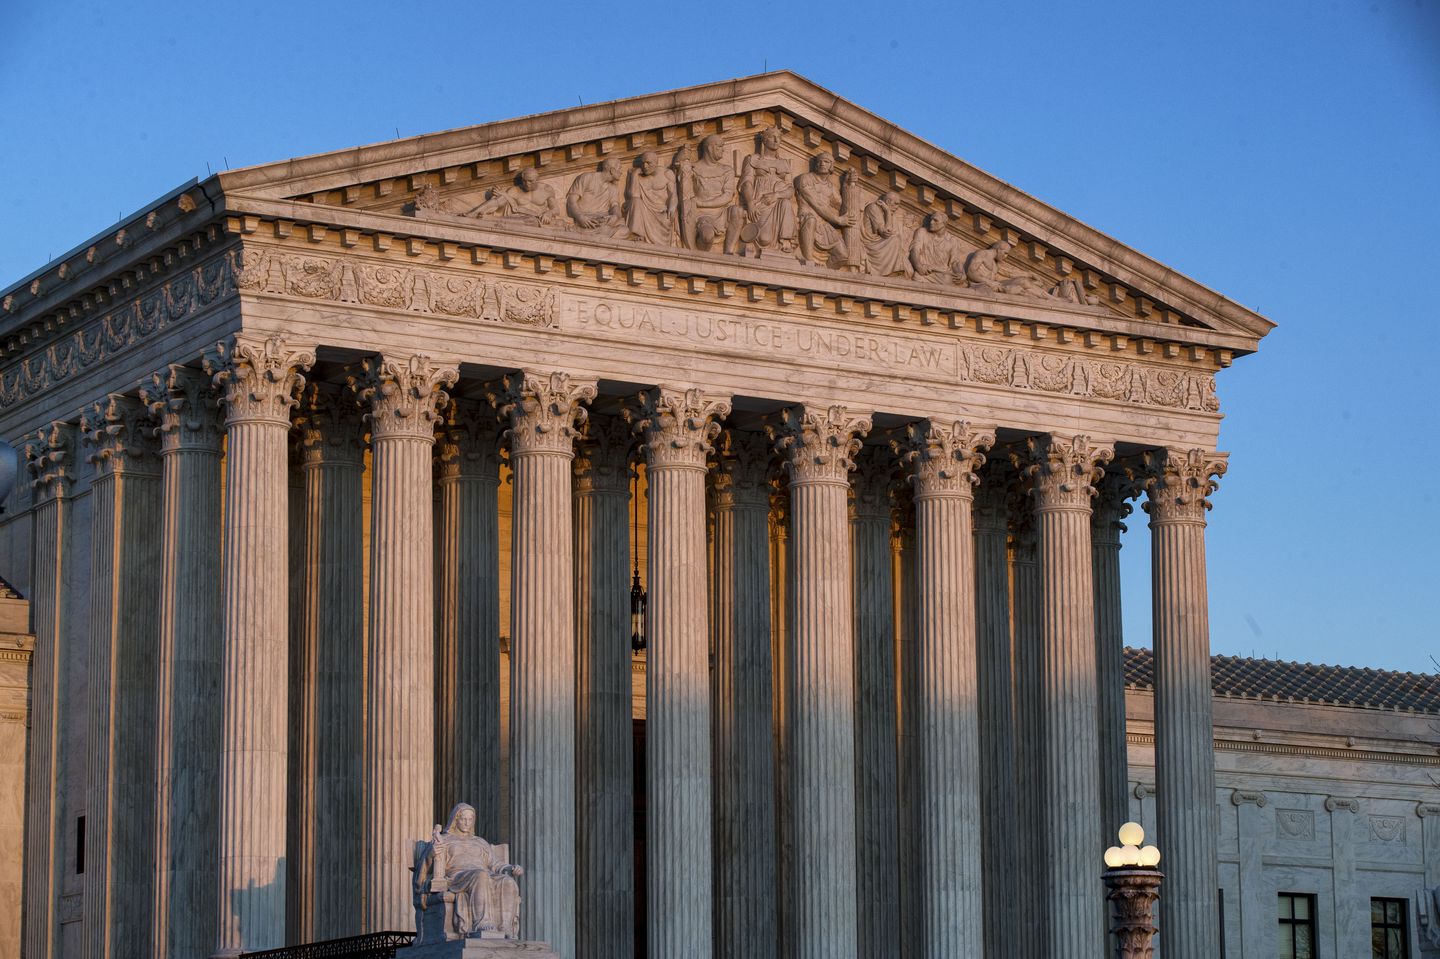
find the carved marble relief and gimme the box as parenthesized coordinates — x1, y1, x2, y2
(1370, 815, 1407, 845)
(399, 125, 1105, 310)
(1275, 809, 1316, 842)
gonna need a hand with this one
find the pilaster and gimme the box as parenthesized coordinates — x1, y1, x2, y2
(899, 419, 994, 956)
(350, 354, 458, 933)
(205, 333, 315, 954)
(494, 370, 596, 959)
(630, 385, 731, 959)
(572, 413, 634, 959)
(710, 428, 776, 959)
(141, 365, 224, 959)
(770, 404, 871, 959)
(1145, 447, 1227, 959)
(80, 392, 162, 959)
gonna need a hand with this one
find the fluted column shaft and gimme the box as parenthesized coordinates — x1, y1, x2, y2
(1008, 515, 1042, 959)
(500, 371, 596, 959)
(1093, 472, 1136, 839)
(143, 368, 224, 959)
(632, 386, 731, 958)
(351, 354, 457, 932)
(206, 334, 315, 954)
(769, 488, 793, 959)
(711, 430, 776, 959)
(289, 383, 366, 941)
(974, 469, 1016, 959)
(573, 415, 634, 959)
(772, 405, 871, 959)
(849, 448, 898, 956)
(435, 401, 502, 833)
(893, 490, 921, 959)
(1023, 434, 1113, 959)
(901, 421, 993, 956)
(81, 393, 163, 959)
(1148, 449, 1227, 959)
(20, 423, 77, 959)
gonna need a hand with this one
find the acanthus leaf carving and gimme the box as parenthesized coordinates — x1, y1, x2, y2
(1016, 434, 1113, 511)
(896, 419, 995, 499)
(204, 333, 316, 427)
(1142, 447, 1228, 524)
(628, 386, 732, 471)
(710, 429, 772, 508)
(22, 421, 79, 501)
(140, 364, 223, 454)
(295, 381, 367, 468)
(492, 370, 597, 457)
(435, 399, 502, 482)
(572, 413, 632, 493)
(347, 354, 458, 441)
(80, 393, 161, 477)
(769, 404, 872, 486)
(849, 444, 897, 519)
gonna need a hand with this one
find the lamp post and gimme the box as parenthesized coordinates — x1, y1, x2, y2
(1102, 822, 1163, 959)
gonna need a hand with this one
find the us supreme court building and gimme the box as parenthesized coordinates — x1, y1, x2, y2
(0, 73, 1276, 958)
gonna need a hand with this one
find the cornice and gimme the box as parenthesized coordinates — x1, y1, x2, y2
(1127, 731, 1440, 768)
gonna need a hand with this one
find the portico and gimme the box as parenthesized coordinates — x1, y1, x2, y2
(0, 72, 1270, 959)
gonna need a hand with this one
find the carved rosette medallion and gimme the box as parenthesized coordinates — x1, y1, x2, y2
(348, 354, 459, 442)
(294, 382, 367, 468)
(434, 399, 502, 482)
(81, 393, 161, 477)
(849, 445, 895, 520)
(710, 429, 772, 510)
(769, 404, 872, 487)
(23, 421, 79, 502)
(140, 365, 224, 454)
(629, 386, 732, 472)
(1017, 434, 1114, 512)
(493, 370, 597, 457)
(897, 419, 995, 500)
(572, 413, 633, 494)
(1142, 448, 1228, 525)
(1092, 465, 1143, 547)
(204, 334, 316, 427)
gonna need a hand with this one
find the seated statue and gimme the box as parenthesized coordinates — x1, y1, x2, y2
(413, 803, 524, 945)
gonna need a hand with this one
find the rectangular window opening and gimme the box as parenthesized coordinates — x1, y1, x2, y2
(1278, 892, 1317, 959)
(76, 815, 85, 875)
(1371, 896, 1410, 959)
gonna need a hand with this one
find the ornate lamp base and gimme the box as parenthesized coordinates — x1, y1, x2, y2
(1102, 866, 1163, 959)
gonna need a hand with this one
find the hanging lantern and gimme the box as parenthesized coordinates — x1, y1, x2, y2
(629, 467, 648, 652)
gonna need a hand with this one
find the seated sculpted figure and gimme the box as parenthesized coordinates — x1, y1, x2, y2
(470, 168, 565, 228)
(413, 803, 524, 943)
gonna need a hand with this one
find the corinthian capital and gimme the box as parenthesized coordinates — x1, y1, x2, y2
(573, 414, 632, 494)
(295, 382, 367, 467)
(769, 404, 872, 486)
(23, 421, 79, 502)
(972, 461, 1013, 534)
(436, 399, 502, 482)
(1016, 434, 1113, 511)
(493, 370, 597, 456)
(897, 419, 995, 499)
(849, 445, 895, 519)
(1142, 448, 1228, 524)
(140, 365, 223, 454)
(1092, 463, 1143, 545)
(711, 429, 771, 508)
(629, 386, 732, 471)
(348, 354, 458, 441)
(81, 393, 161, 477)
(204, 333, 316, 426)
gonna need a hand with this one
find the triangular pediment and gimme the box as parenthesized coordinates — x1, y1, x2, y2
(215, 72, 1272, 345)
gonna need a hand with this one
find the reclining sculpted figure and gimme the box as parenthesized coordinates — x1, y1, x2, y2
(412, 803, 524, 944)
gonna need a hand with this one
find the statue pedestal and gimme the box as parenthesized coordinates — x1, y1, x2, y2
(396, 939, 560, 959)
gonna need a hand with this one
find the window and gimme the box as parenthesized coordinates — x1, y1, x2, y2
(1372, 897, 1409, 959)
(1278, 893, 1317, 959)
(76, 816, 85, 875)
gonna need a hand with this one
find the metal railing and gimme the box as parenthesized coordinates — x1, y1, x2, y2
(239, 931, 416, 958)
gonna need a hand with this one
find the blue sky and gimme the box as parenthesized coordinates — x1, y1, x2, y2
(2, 1, 1437, 671)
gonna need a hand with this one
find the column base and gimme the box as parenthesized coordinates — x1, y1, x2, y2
(397, 938, 560, 958)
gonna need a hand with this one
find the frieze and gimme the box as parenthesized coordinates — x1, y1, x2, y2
(0, 252, 234, 411)
(960, 344, 1217, 412)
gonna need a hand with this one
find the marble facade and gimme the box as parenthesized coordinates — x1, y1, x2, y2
(0, 73, 1274, 958)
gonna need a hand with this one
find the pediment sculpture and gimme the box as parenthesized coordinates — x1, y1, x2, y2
(404, 127, 1100, 308)
(412, 803, 524, 945)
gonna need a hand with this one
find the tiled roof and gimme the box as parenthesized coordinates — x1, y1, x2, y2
(1123, 647, 1440, 714)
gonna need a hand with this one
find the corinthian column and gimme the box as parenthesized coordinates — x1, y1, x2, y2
(205, 334, 315, 954)
(893, 486, 919, 959)
(1021, 434, 1113, 959)
(630, 386, 731, 958)
(899, 420, 994, 956)
(973, 464, 1016, 959)
(435, 400, 502, 835)
(1093, 469, 1139, 840)
(20, 423, 78, 959)
(573, 414, 634, 959)
(849, 446, 897, 956)
(81, 392, 162, 959)
(771, 404, 871, 959)
(142, 366, 224, 959)
(290, 382, 366, 941)
(1007, 491, 1043, 959)
(496, 370, 596, 959)
(711, 428, 776, 959)
(768, 482, 793, 959)
(1145, 448, 1227, 959)
(350, 354, 458, 932)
